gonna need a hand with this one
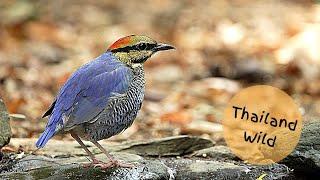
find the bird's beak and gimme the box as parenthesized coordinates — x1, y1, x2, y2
(154, 43, 175, 52)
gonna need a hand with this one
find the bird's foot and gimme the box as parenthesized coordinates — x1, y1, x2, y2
(82, 158, 106, 168)
(92, 161, 114, 169)
(83, 158, 134, 169)
(95, 159, 134, 169)
(94, 161, 134, 169)
(109, 159, 134, 168)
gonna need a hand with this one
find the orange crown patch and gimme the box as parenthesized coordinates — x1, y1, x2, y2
(108, 35, 134, 50)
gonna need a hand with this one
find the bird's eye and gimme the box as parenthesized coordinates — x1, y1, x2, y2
(137, 43, 147, 50)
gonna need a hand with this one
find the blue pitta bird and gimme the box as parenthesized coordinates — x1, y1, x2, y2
(36, 35, 174, 168)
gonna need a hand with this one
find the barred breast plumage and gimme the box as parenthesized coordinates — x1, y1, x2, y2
(81, 65, 145, 141)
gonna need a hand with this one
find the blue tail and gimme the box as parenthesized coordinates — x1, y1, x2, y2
(36, 127, 55, 148)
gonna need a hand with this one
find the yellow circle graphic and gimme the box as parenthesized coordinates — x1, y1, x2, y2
(223, 85, 303, 165)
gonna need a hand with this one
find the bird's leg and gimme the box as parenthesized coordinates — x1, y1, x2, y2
(91, 140, 114, 161)
(70, 133, 103, 167)
(91, 140, 134, 168)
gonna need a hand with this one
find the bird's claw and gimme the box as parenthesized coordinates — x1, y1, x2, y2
(82, 158, 105, 168)
(110, 160, 134, 168)
(83, 159, 134, 169)
(92, 161, 113, 169)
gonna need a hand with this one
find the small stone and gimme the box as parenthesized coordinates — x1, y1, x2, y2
(0, 99, 11, 149)
(202, 153, 207, 158)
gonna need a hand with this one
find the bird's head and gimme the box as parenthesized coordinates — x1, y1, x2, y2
(107, 35, 175, 66)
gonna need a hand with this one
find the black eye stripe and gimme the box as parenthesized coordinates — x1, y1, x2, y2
(145, 43, 156, 50)
(137, 43, 147, 50)
(111, 43, 156, 53)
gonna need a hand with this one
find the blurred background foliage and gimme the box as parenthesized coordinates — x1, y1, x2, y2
(0, 0, 319, 145)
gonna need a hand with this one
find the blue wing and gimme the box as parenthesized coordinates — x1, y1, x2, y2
(36, 52, 132, 148)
